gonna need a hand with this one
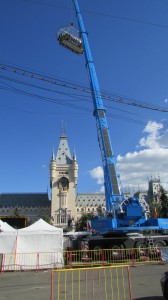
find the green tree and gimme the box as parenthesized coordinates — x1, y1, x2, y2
(159, 186, 168, 218)
(40, 215, 52, 224)
(75, 212, 94, 231)
(148, 198, 160, 218)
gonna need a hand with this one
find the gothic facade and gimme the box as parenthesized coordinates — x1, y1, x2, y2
(50, 128, 78, 229)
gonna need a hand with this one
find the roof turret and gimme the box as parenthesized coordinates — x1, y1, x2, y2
(73, 149, 77, 161)
(51, 148, 55, 160)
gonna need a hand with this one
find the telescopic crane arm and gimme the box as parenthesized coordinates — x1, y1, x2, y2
(72, 0, 123, 215)
(57, 0, 124, 218)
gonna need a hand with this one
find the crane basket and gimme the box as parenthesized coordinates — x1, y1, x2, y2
(57, 25, 84, 54)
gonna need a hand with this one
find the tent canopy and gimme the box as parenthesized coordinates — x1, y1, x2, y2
(0, 219, 16, 233)
(18, 218, 63, 235)
(17, 218, 63, 252)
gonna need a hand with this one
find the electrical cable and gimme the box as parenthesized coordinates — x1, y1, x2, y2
(0, 73, 144, 118)
(16, 0, 168, 30)
(0, 83, 162, 129)
(0, 64, 168, 112)
(0, 75, 160, 117)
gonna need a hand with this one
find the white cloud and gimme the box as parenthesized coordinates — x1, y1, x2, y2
(89, 166, 104, 185)
(138, 121, 164, 149)
(100, 185, 105, 193)
(117, 147, 168, 192)
(89, 120, 168, 193)
(89, 166, 105, 192)
(164, 98, 168, 103)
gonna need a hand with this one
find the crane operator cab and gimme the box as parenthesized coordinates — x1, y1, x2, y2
(57, 23, 84, 54)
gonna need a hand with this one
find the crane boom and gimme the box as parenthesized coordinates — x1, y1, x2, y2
(72, 0, 123, 216)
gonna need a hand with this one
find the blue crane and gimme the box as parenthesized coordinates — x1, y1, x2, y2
(57, 0, 168, 233)
(73, 0, 123, 214)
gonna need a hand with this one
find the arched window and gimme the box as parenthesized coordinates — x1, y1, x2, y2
(58, 177, 69, 191)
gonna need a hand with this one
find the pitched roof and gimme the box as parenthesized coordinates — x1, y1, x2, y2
(0, 193, 51, 208)
(55, 134, 72, 165)
(18, 218, 63, 234)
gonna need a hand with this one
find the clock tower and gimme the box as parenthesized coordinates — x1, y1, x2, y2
(50, 127, 78, 229)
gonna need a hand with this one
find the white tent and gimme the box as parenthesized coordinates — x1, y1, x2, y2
(0, 220, 16, 255)
(18, 218, 63, 252)
(0, 220, 17, 271)
(0, 219, 16, 233)
(0, 219, 64, 271)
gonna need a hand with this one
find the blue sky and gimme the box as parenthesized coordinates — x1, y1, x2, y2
(0, 0, 168, 196)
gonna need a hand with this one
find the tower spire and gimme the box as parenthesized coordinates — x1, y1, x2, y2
(56, 124, 72, 164)
(61, 121, 66, 138)
(51, 148, 55, 160)
(73, 148, 77, 160)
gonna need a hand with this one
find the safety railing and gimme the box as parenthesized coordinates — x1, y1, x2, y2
(0, 247, 164, 272)
(50, 265, 133, 300)
(0, 251, 64, 272)
(64, 246, 162, 268)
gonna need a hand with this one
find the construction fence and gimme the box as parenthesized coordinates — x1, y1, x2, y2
(50, 265, 133, 300)
(0, 246, 165, 272)
(0, 251, 64, 272)
(64, 246, 163, 268)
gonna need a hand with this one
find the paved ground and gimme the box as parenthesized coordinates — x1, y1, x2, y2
(0, 263, 167, 300)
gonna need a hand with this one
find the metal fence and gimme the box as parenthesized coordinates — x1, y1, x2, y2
(64, 246, 162, 268)
(0, 251, 64, 272)
(50, 265, 133, 300)
(0, 247, 164, 272)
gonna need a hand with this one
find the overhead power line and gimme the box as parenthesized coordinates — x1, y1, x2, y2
(0, 74, 144, 121)
(17, 0, 168, 30)
(0, 74, 89, 101)
(0, 69, 163, 128)
(0, 73, 158, 119)
(0, 64, 168, 113)
(0, 84, 91, 112)
(84, 10, 168, 30)
(0, 84, 160, 128)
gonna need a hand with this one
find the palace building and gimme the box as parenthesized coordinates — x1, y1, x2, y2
(0, 126, 165, 230)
